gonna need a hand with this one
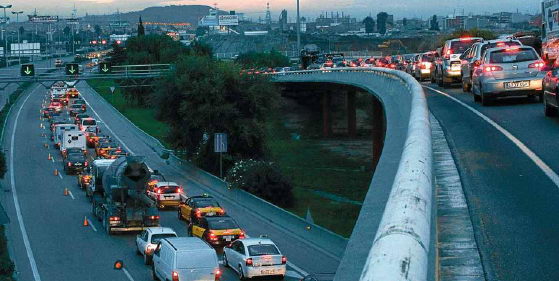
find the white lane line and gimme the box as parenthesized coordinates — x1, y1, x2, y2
(79, 90, 135, 155)
(9, 90, 42, 281)
(87, 219, 97, 232)
(58, 172, 63, 180)
(287, 261, 308, 277)
(425, 86, 559, 187)
(68, 190, 75, 200)
(122, 268, 135, 281)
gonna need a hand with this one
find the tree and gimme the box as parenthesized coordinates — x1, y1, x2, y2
(377, 12, 388, 35)
(363, 16, 375, 34)
(63, 26, 71, 38)
(138, 16, 145, 36)
(189, 40, 213, 57)
(430, 15, 440, 31)
(94, 25, 102, 37)
(235, 50, 289, 68)
(108, 41, 126, 65)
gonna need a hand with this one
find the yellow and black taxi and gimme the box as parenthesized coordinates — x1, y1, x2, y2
(188, 215, 245, 247)
(103, 148, 128, 159)
(77, 172, 92, 189)
(95, 138, 117, 157)
(66, 88, 80, 99)
(178, 194, 225, 222)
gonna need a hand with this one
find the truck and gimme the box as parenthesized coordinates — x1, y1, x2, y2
(91, 156, 160, 234)
(53, 124, 79, 149)
(61, 130, 86, 155)
(542, 0, 559, 62)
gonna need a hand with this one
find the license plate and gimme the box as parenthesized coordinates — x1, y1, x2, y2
(75, 163, 82, 166)
(164, 195, 174, 199)
(261, 269, 274, 274)
(504, 81, 529, 89)
(206, 212, 215, 216)
(224, 235, 233, 241)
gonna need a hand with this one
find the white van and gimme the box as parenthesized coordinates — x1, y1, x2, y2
(61, 130, 86, 154)
(152, 237, 221, 281)
(79, 118, 98, 133)
(53, 124, 79, 149)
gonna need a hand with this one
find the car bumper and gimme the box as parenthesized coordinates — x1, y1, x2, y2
(481, 78, 543, 97)
(157, 200, 180, 207)
(444, 69, 462, 78)
(246, 265, 287, 278)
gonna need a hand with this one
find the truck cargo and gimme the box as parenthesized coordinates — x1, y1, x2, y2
(91, 156, 160, 234)
(542, 0, 559, 61)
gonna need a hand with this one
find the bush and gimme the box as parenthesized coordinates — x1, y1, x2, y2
(235, 50, 290, 68)
(226, 160, 294, 208)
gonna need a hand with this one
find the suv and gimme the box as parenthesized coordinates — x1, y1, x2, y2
(461, 39, 522, 92)
(147, 182, 184, 209)
(414, 52, 437, 81)
(434, 37, 483, 87)
(152, 237, 221, 281)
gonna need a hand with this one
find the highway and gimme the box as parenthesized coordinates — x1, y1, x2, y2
(0, 76, 340, 280)
(425, 83, 559, 281)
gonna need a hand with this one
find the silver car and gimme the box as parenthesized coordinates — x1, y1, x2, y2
(472, 46, 545, 105)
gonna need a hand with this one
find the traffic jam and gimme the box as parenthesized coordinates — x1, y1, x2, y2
(40, 82, 289, 281)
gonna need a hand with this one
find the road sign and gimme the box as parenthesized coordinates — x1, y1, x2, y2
(20, 64, 34, 77)
(99, 62, 111, 74)
(65, 63, 79, 75)
(214, 133, 227, 153)
(109, 86, 116, 94)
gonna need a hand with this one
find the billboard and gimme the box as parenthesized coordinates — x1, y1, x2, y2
(11, 43, 40, 55)
(28, 15, 59, 23)
(199, 15, 218, 26)
(218, 15, 239, 26)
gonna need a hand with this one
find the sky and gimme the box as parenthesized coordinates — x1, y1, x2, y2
(6, 0, 540, 20)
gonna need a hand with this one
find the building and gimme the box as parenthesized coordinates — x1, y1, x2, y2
(279, 10, 288, 32)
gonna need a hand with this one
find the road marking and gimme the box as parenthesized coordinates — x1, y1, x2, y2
(58, 172, 63, 179)
(425, 86, 559, 187)
(68, 190, 75, 200)
(122, 268, 135, 281)
(87, 218, 97, 232)
(9, 89, 42, 281)
(287, 261, 308, 277)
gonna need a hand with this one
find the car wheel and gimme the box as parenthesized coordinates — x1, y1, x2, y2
(544, 96, 558, 117)
(223, 252, 229, 267)
(481, 92, 492, 106)
(187, 225, 193, 236)
(144, 253, 152, 265)
(177, 209, 183, 220)
(239, 265, 248, 280)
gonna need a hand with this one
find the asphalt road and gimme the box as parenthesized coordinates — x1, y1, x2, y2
(0, 79, 339, 280)
(425, 82, 559, 281)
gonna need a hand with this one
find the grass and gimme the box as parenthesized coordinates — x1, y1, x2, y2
(265, 115, 373, 238)
(87, 79, 170, 147)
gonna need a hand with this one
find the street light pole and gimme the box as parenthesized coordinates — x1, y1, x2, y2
(0, 4, 12, 68)
(12, 11, 21, 64)
(296, 0, 301, 59)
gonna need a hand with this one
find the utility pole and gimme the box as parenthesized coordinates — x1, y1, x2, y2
(296, 0, 301, 61)
(0, 4, 12, 67)
(12, 10, 22, 64)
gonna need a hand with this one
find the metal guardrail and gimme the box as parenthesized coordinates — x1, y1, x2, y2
(272, 68, 432, 281)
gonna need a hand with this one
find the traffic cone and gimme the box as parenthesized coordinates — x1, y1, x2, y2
(54, 169, 58, 176)
(43, 143, 48, 148)
(83, 217, 89, 226)
(64, 188, 69, 196)
(48, 153, 52, 160)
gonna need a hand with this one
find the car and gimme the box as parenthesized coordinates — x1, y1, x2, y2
(434, 37, 483, 87)
(136, 227, 178, 265)
(77, 171, 92, 190)
(188, 215, 245, 247)
(413, 52, 437, 81)
(69, 104, 86, 116)
(151, 237, 221, 281)
(79, 118, 97, 133)
(96, 141, 118, 158)
(66, 88, 79, 98)
(178, 195, 226, 222)
(147, 182, 184, 209)
(543, 59, 559, 117)
(63, 152, 88, 174)
(42, 107, 57, 118)
(71, 99, 86, 106)
(405, 54, 419, 75)
(146, 172, 167, 191)
(224, 237, 287, 280)
(49, 101, 63, 110)
(62, 147, 86, 159)
(49, 116, 71, 131)
(472, 46, 545, 105)
(102, 147, 128, 159)
(74, 113, 90, 125)
(461, 39, 523, 92)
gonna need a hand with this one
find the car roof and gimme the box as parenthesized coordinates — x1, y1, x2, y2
(146, 227, 176, 235)
(164, 237, 212, 251)
(239, 238, 277, 247)
(156, 182, 179, 187)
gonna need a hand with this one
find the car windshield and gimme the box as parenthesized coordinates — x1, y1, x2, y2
(82, 119, 96, 126)
(194, 199, 220, 208)
(150, 233, 176, 244)
(450, 40, 481, 54)
(248, 244, 280, 256)
(176, 251, 216, 269)
(489, 49, 538, 63)
(207, 218, 238, 230)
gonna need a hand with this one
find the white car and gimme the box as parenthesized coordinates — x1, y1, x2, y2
(136, 227, 177, 265)
(224, 237, 287, 279)
(147, 182, 184, 209)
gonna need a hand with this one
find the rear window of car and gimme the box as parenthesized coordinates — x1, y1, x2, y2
(68, 154, 85, 162)
(159, 185, 179, 194)
(82, 119, 96, 126)
(72, 104, 82, 108)
(248, 244, 280, 256)
(207, 218, 238, 230)
(481, 42, 521, 55)
(194, 199, 220, 208)
(489, 49, 538, 63)
(150, 233, 177, 244)
(421, 54, 435, 62)
(450, 39, 482, 54)
(176, 251, 216, 269)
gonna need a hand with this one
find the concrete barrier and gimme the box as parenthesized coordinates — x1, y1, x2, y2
(274, 68, 432, 281)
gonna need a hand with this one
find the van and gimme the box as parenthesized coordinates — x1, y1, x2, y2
(152, 237, 221, 281)
(61, 130, 86, 155)
(53, 124, 79, 149)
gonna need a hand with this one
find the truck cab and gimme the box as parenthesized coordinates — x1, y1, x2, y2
(61, 130, 86, 156)
(53, 124, 79, 149)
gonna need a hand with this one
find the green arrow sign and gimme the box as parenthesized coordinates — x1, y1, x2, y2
(99, 62, 111, 74)
(20, 64, 35, 77)
(65, 63, 79, 75)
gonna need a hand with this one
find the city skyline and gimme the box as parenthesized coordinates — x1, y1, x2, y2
(3, 0, 539, 20)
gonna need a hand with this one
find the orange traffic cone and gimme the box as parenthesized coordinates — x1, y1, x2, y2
(43, 143, 48, 148)
(48, 153, 52, 160)
(83, 217, 89, 226)
(53, 169, 58, 176)
(64, 188, 69, 196)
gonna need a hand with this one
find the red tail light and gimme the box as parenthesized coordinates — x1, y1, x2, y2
(195, 210, 202, 218)
(172, 271, 179, 281)
(483, 65, 503, 73)
(207, 231, 218, 241)
(67, 162, 72, 167)
(84, 161, 88, 167)
(239, 231, 245, 239)
(281, 256, 287, 264)
(215, 269, 222, 281)
(218, 209, 225, 215)
(529, 61, 545, 70)
(149, 215, 159, 220)
(155, 188, 162, 194)
(178, 187, 184, 193)
(109, 216, 120, 221)
(246, 258, 253, 266)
